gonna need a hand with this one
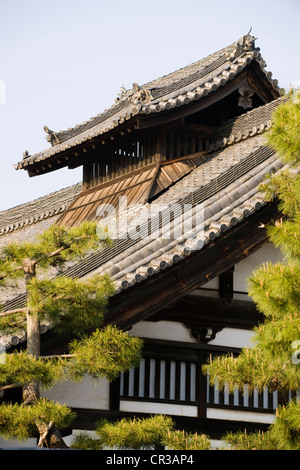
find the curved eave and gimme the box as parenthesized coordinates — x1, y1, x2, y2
(14, 50, 282, 175)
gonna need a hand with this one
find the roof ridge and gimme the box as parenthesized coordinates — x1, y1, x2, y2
(39, 35, 256, 144)
(16, 33, 283, 172)
(142, 41, 237, 90)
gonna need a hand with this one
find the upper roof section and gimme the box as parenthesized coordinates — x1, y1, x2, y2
(15, 32, 283, 175)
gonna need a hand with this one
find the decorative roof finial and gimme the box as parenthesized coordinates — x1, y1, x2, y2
(237, 30, 257, 52)
(44, 125, 61, 146)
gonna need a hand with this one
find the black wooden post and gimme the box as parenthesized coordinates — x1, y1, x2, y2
(197, 350, 207, 418)
(109, 376, 121, 411)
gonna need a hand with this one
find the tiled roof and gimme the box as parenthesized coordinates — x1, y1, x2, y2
(0, 96, 288, 349)
(90, 138, 282, 292)
(14, 33, 283, 172)
(210, 95, 289, 152)
(0, 183, 82, 237)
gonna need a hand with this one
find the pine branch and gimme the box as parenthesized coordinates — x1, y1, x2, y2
(0, 383, 20, 392)
(0, 308, 28, 318)
(45, 235, 85, 260)
(41, 354, 74, 360)
(0, 264, 23, 281)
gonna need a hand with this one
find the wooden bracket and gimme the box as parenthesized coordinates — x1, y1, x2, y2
(187, 326, 222, 344)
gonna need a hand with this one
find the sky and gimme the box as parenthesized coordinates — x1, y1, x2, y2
(0, 0, 299, 211)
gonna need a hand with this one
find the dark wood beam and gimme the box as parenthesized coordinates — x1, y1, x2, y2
(148, 294, 263, 329)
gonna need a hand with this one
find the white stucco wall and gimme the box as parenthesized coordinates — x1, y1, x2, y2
(41, 374, 110, 410)
(130, 320, 196, 343)
(195, 242, 282, 297)
(233, 242, 282, 293)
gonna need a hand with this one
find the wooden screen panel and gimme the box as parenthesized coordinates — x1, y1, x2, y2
(166, 132, 210, 161)
(57, 164, 158, 227)
(120, 357, 197, 404)
(83, 134, 157, 189)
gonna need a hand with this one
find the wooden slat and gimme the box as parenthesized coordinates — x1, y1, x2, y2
(165, 360, 171, 401)
(185, 362, 191, 401)
(175, 361, 181, 401)
(144, 357, 151, 399)
(123, 370, 129, 397)
(57, 164, 158, 227)
(154, 359, 160, 399)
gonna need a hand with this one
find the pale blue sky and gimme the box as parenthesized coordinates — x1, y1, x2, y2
(0, 0, 299, 210)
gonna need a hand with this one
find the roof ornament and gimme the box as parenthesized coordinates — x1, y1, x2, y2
(238, 83, 254, 109)
(44, 126, 61, 146)
(131, 82, 153, 105)
(228, 29, 258, 60)
(23, 150, 29, 159)
(237, 29, 257, 52)
(115, 83, 153, 105)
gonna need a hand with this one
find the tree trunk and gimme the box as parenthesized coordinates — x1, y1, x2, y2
(22, 259, 40, 404)
(21, 258, 69, 448)
(22, 308, 41, 404)
(37, 422, 69, 449)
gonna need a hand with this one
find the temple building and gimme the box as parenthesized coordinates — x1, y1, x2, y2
(0, 32, 289, 442)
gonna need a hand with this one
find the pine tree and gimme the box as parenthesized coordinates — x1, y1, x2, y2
(202, 92, 300, 450)
(0, 222, 143, 448)
(71, 415, 211, 450)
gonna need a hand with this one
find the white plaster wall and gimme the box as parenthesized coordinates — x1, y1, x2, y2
(200, 277, 219, 289)
(41, 374, 110, 410)
(207, 407, 275, 424)
(189, 243, 282, 300)
(210, 328, 255, 349)
(129, 320, 196, 343)
(120, 400, 198, 417)
(233, 242, 282, 293)
(129, 321, 255, 350)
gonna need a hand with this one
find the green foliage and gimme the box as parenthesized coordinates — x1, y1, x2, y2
(223, 429, 276, 450)
(248, 262, 300, 319)
(71, 415, 212, 451)
(162, 430, 211, 450)
(224, 401, 300, 450)
(71, 431, 104, 450)
(261, 169, 300, 219)
(203, 96, 300, 450)
(266, 95, 300, 168)
(0, 220, 137, 448)
(0, 351, 65, 391)
(67, 325, 143, 382)
(204, 347, 300, 394)
(0, 311, 27, 335)
(27, 274, 115, 334)
(1, 222, 109, 274)
(0, 399, 75, 441)
(0, 257, 23, 285)
(71, 415, 175, 450)
(270, 401, 300, 450)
